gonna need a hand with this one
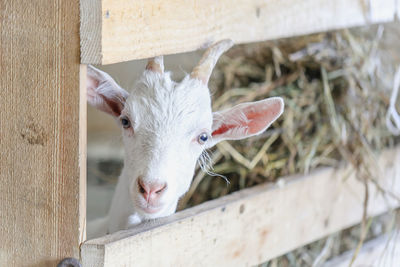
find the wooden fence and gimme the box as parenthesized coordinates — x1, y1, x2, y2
(1, 0, 399, 266)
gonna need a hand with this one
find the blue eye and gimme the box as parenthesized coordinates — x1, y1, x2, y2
(198, 132, 209, 144)
(120, 116, 131, 129)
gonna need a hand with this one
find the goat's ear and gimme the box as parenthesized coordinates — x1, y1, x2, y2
(208, 97, 284, 147)
(87, 65, 129, 117)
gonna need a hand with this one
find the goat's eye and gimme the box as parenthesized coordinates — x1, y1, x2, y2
(120, 117, 131, 129)
(197, 132, 209, 145)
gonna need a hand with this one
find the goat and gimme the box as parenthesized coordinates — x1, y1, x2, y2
(87, 40, 284, 238)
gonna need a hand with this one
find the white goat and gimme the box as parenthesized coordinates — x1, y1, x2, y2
(87, 40, 284, 238)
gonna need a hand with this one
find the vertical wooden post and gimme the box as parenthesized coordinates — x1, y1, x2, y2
(0, 1, 85, 266)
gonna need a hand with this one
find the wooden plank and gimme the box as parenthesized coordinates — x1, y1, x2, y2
(0, 1, 85, 266)
(324, 231, 400, 267)
(80, 0, 396, 65)
(81, 146, 400, 267)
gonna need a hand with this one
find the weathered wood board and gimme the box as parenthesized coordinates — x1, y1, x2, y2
(81, 146, 400, 266)
(0, 1, 85, 266)
(80, 0, 396, 65)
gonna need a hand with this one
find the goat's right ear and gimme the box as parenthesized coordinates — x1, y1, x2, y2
(87, 65, 129, 117)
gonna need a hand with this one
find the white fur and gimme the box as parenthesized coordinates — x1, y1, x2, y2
(87, 41, 284, 238)
(88, 71, 214, 237)
(106, 73, 212, 234)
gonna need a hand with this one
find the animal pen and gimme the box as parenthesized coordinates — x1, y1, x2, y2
(1, 0, 400, 266)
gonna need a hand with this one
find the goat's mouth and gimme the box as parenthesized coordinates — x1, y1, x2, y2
(139, 205, 162, 214)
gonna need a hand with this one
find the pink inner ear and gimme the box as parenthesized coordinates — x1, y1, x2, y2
(212, 124, 236, 136)
(86, 77, 125, 116)
(245, 110, 273, 135)
(211, 110, 267, 136)
(100, 94, 125, 116)
(87, 76, 99, 91)
(212, 99, 283, 138)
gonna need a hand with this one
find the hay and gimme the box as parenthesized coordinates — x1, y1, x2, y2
(179, 25, 400, 211)
(87, 23, 400, 266)
(176, 22, 400, 267)
(178, 24, 400, 266)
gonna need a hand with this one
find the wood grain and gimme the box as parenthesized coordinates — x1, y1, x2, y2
(0, 1, 85, 266)
(80, 0, 396, 64)
(81, 147, 400, 267)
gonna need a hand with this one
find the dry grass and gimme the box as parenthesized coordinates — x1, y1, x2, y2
(87, 23, 400, 267)
(177, 23, 400, 266)
(180, 25, 400, 209)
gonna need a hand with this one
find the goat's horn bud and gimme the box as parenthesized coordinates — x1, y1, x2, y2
(190, 39, 234, 84)
(146, 56, 164, 74)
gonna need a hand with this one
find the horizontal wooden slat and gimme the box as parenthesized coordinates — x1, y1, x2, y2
(80, 0, 396, 65)
(81, 146, 400, 266)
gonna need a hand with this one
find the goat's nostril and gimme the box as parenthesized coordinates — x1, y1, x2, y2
(137, 177, 167, 202)
(137, 178, 148, 194)
(155, 184, 167, 194)
(139, 184, 146, 194)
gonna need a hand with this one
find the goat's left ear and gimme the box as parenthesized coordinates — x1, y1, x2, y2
(208, 97, 284, 147)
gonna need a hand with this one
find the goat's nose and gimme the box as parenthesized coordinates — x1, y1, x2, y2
(137, 178, 167, 203)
